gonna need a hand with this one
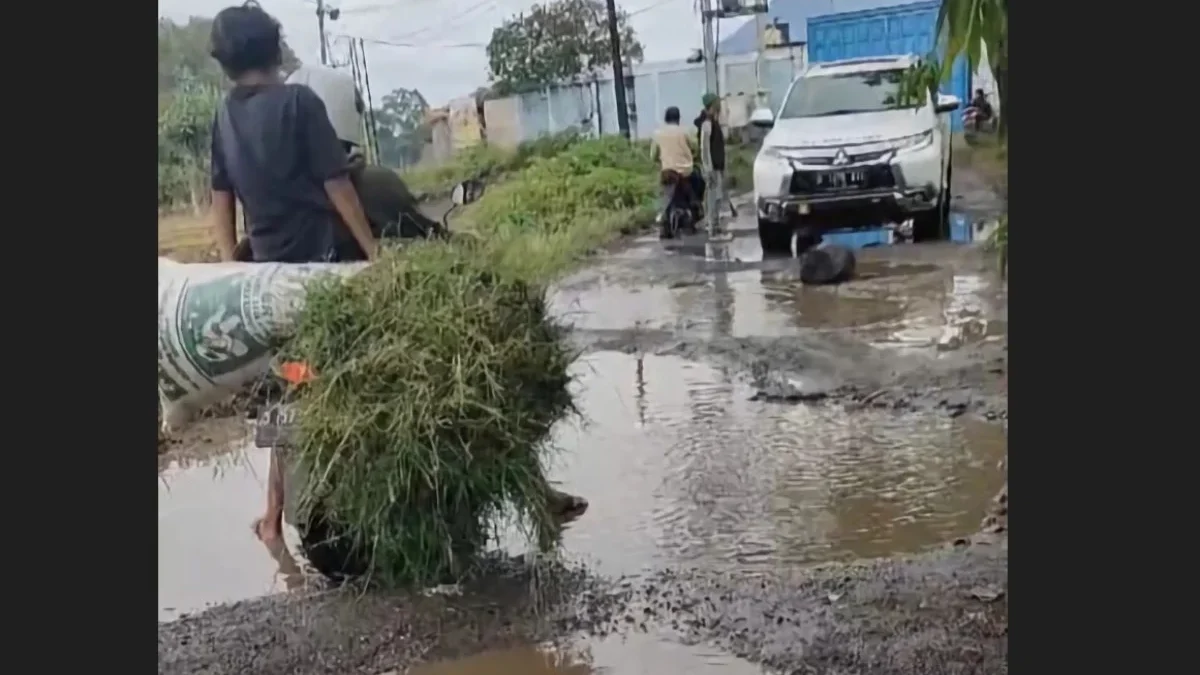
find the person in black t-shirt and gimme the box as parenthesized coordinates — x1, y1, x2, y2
(206, 2, 376, 266)
(205, 2, 380, 548)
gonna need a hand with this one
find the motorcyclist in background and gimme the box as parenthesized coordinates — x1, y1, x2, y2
(651, 106, 704, 225)
(966, 88, 995, 130)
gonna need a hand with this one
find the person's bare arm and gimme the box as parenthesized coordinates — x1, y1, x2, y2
(324, 177, 376, 259)
(209, 190, 238, 261)
(299, 87, 377, 260)
(208, 116, 238, 261)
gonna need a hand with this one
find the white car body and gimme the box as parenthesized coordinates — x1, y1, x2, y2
(751, 55, 960, 239)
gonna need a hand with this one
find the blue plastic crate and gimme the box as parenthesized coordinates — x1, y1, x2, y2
(822, 227, 894, 250)
(949, 213, 974, 243)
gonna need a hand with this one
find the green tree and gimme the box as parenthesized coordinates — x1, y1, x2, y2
(158, 16, 301, 97)
(373, 88, 431, 168)
(896, 0, 1007, 138)
(157, 15, 301, 211)
(485, 0, 644, 96)
(158, 75, 222, 212)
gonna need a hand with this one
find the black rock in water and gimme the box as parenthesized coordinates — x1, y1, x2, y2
(799, 245, 857, 285)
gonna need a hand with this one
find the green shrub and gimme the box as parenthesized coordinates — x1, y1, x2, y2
(402, 129, 587, 199)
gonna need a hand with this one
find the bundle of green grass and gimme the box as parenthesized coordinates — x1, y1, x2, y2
(282, 241, 577, 588)
(283, 136, 661, 587)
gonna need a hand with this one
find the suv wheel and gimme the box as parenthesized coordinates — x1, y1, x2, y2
(912, 163, 953, 242)
(758, 219, 793, 258)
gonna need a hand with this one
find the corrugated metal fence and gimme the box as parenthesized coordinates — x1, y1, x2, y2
(483, 47, 809, 148)
(479, 43, 997, 148)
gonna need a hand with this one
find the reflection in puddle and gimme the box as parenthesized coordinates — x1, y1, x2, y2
(544, 352, 1006, 575)
(407, 632, 765, 675)
(158, 448, 283, 620)
(876, 273, 1004, 352)
(553, 245, 1004, 353)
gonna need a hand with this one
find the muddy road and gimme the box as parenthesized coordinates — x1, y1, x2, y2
(159, 172, 1007, 674)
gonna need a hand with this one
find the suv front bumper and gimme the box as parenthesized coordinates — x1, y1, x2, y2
(754, 139, 943, 229)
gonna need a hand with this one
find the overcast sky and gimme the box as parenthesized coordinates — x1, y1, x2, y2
(158, 0, 753, 106)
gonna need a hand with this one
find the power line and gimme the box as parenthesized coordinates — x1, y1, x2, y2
(344, 34, 488, 49)
(628, 0, 680, 18)
(390, 0, 496, 41)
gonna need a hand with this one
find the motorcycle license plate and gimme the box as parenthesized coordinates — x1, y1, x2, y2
(254, 403, 298, 449)
(818, 170, 866, 188)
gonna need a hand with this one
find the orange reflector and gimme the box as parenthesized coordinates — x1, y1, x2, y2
(278, 361, 315, 385)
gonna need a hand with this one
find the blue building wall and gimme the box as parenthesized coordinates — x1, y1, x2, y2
(718, 0, 920, 54)
(806, 0, 972, 131)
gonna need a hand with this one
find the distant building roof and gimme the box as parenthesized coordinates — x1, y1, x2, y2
(717, 0, 923, 55)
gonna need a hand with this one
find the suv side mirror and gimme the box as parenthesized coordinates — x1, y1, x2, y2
(750, 107, 775, 129)
(934, 94, 961, 114)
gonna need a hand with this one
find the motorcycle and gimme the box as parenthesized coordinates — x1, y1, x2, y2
(247, 179, 484, 580)
(233, 174, 485, 261)
(962, 106, 998, 135)
(659, 170, 701, 240)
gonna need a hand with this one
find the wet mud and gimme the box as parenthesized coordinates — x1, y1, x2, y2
(159, 164, 1007, 674)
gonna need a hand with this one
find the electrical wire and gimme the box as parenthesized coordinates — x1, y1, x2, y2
(344, 34, 488, 49)
(392, 0, 495, 41)
(629, 0, 679, 18)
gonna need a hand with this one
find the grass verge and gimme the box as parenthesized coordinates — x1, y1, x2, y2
(282, 135, 662, 587)
(953, 133, 1009, 278)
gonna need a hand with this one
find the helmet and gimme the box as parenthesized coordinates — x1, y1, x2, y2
(286, 64, 364, 147)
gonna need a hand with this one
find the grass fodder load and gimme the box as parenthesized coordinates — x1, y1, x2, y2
(283, 242, 577, 588)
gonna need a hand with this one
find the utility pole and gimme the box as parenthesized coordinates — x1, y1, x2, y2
(315, 1, 341, 66)
(604, 0, 631, 138)
(317, 0, 327, 65)
(754, 8, 769, 110)
(701, 0, 718, 96)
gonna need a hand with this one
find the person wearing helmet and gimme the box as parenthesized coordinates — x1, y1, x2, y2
(286, 63, 366, 157)
(285, 64, 446, 243)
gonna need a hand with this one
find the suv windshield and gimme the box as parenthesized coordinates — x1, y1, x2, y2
(779, 68, 918, 119)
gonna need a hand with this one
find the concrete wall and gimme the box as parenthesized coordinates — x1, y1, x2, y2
(448, 95, 484, 152)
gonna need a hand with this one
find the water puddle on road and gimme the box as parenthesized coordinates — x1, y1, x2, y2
(553, 231, 1005, 352)
(158, 351, 1006, 619)
(158, 447, 285, 620)
(406, 632, 766, 675)
(529, 352, 1006, 575)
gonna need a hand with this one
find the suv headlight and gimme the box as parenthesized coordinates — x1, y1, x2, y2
(758, 146, 785, 161)
(893, 130, 934, 154)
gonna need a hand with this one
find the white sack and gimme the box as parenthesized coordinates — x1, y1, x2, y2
(158, 257, 367, 433)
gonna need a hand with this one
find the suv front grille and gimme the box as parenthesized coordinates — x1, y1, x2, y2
(801, 149, 892, 166)
(790, 165, 896, 194)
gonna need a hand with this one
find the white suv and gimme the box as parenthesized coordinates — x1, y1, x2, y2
(750, 55, 960, 257)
